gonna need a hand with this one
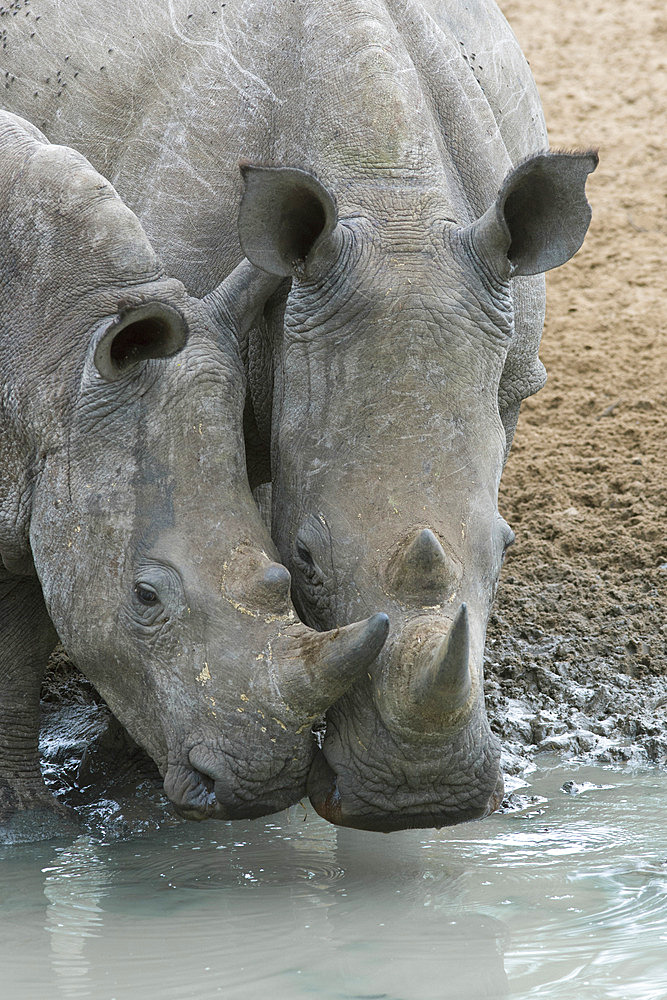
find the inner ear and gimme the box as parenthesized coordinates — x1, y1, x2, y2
(93, 302, 188, 381)
(238, 164, 338, 277)
(281, 185, 329, 261)
(503, 171, 558, 267)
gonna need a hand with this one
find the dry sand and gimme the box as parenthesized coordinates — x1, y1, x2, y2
(486, 0, 666, 769)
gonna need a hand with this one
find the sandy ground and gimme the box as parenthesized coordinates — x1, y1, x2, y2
(486, 0, 667, 772)
(32, 0, 666, 834)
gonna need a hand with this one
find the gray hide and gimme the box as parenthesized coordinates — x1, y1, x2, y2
(0, 0, 596, 830)
(0, 112, 388, 839)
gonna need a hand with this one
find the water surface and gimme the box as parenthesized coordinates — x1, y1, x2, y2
(1, 758, 665, 1000)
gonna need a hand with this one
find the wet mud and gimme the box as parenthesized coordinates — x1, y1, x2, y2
(37, 654, 173, 840)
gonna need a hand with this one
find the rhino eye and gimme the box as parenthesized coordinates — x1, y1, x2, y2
(295, 541, 315, 568)
(135, 583, 159, 605)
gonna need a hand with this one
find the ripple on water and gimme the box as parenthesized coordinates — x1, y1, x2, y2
(474, 766, 667, 1000)
(0, 763, 665, 1000)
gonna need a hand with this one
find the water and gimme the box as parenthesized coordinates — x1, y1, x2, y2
(1, 758, 665, 1000)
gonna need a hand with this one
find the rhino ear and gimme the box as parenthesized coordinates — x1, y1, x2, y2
(469, 151, 598, 278)
(238, 163, 339, 277)
(203, 258, 283, 341)
(93, 301, 188, 382)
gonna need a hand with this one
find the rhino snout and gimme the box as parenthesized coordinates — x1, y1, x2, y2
(163, 760, 218, 821)
(306, 746, 503, 833)
(163, 755, 281, 822)
(164, 740, 311, 822)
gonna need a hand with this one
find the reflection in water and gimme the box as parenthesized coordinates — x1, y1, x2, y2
(0, 760, 665, 1000)
(308, 829, 509, 999)
(43, 837, 110, 999)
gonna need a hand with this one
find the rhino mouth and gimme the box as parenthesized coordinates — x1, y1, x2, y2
(163, 751, 310, 821)
(163, 761, 218, 821)
(306, 751, 504, 832)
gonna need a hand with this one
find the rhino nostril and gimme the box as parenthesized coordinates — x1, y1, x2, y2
(164, 761, 216, 820)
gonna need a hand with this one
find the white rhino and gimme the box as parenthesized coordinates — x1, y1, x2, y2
(0, 111, 388, 840)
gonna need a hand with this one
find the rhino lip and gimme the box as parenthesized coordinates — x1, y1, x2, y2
(311, 775, 343, 827)
(163, 761, 219, 821)
(307, 750, 504, 832)
(485, 772, 505, 816)
(165, 756, 308, 822)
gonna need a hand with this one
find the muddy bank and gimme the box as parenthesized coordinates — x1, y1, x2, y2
(485, 617, 667, 783)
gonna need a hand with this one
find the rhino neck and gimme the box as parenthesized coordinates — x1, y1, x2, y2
(257, 0, 513, 224)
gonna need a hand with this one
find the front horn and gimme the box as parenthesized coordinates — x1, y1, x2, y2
(272, 613, 390, 718)
(410, 604, 473, 721)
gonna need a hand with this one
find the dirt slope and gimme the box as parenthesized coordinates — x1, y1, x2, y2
(486, 0, 667, 769)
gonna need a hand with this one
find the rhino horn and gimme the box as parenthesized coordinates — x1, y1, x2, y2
(403, 528, 448, 574)
(387, 528, 453, 596)
(251, 561, 293, 614)
(412, 604, 472, 716)
(277, 613, 390, 717)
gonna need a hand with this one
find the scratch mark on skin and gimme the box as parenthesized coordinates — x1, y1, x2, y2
(166, 0, 283, 106)
(153, 133, 220, 200)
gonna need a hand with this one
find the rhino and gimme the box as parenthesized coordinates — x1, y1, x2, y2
(1, 0, 596, 830)
(0, 112, 389, 839)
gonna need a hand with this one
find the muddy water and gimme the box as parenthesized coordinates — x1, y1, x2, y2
(1, 758, 665, 1000)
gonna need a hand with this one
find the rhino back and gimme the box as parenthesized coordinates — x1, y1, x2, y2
(2, 1, 543, 267)
(1, 0, 550, 434)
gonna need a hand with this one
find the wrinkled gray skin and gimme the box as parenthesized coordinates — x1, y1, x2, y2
(0, 112, 389, 839)
(1, 0, 596, 830)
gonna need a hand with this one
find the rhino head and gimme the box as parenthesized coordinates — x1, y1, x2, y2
(238, 150, 597, 830)
(1, 113, 388, 822)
